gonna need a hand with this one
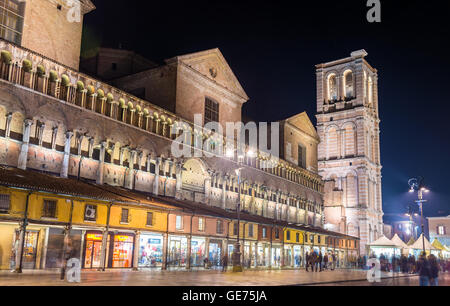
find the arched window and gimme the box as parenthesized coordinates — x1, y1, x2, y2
(328, 74, 338, 102)
(344, 70, 354, 99)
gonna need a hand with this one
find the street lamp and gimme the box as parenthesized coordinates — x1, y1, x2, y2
(408, 177, 429, 255)
(226, 147, 254, 272)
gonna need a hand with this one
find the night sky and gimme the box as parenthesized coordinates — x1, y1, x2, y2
(82, 0, 450, 223)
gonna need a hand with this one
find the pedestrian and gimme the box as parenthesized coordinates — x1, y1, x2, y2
(428, 254, 439, 286)
(221, 254, 228, 272)
(417, 252, 431, 286)
(318, 251, 323, 272)
(324, 253, 329, 270)
(331, 253, 336, 271)
(305, 251, 310, 272)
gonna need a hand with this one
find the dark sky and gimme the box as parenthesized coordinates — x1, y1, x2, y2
(82, 0, 450, 223)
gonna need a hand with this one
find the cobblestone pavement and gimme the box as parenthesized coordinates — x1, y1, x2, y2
(1, 269, 445, 286)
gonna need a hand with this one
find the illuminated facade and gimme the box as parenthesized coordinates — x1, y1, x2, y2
(0, 0, 359, 272)
(316, 50, 384, 255)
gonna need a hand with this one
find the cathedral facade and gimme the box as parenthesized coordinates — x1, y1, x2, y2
(316, 50, 384, 254)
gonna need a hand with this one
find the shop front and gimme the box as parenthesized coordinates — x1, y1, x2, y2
(138, 233, 163, 268)
(83, 231, 104, 269)
(109, 233, 135, 268)
(14, 229, 40, 270)
(283, 245, 293, 267)
(191, 237, 206, 267)
(271, 244, 282, 268)
(45, 228, 82, 269)
(83, 231, 135, 269)
(168, 235, 188, 267)
(256, 243, 270, 267)
(243, 241, 256, 268)
(208, 239, 223, 267)
(293, 245, 302, 268)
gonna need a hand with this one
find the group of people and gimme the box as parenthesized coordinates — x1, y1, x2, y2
(416, 253, 443, 286)
(305, 251, 338, 272)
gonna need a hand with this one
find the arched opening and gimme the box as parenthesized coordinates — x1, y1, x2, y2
(343, 70, 354, 99)
(182, 159, 209, 192)
(327, 74, 338, 102)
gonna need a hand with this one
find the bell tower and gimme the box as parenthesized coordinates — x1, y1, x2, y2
(315, 50, 383, 255)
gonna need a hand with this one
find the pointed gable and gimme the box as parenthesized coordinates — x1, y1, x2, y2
(284, 112, 320, 141)
(166, 48, 249, 101)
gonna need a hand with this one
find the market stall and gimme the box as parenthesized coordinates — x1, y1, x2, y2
(408, 234, 438, 258)
(431, 239, 450, 259)
(391, 234, 410, 255)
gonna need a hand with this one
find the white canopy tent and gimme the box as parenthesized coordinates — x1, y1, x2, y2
(409, 234, 438, 257)
(368, 236, 400, 259)
(391, 234, 410, 255)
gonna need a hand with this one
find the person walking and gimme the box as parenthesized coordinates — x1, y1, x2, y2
(417, 252, 431, 286)
(323, 253, 329, 270)
(428, 254, 439, 286)
(331, 253, 336, 271)
(318, 251, 323, 272)
(305, 251, 310, 272)
(221, 254, 228, 272)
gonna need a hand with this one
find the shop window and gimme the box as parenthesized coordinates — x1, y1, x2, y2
(146, 212, 153, 226)
(248, 224, 253, 237)
(286, 230, 291, 241)
(42, 199, 57, 219)
(198, 217, 205, 232)
(121, 208, 129, 224)
(176, 215, 183, 230)
(84, 204, 97, 222)
(0, 194, 11, 213)
(216, 220, 223, 234)
(262, 227, 267, 238)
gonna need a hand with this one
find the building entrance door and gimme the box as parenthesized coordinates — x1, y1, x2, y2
(83, 233, 103, 269)
(14, 230, 39, 269)
(209, 242, 222, 267)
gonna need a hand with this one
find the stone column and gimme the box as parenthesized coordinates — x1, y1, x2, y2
(133, 231, 140, 271)
(96, 141, 107, 184)
(127, 150, 137, 190)
(5, 113, 12, 138)
(88, 137, 94, 159)
(221, 174, 228, 209)
(153, 157, 161, 195)
(51, 126, 58, 150)
(175, 161, 183, 199)
(304, 200, 308, 225)
(17, 119, 33, 170)
(61, 131, 73, 178)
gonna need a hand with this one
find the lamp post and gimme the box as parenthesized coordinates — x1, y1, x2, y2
(408, 177, 429, 255)
(227, 147, 255, 272)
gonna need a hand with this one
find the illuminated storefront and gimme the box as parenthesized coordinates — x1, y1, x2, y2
(139, 233, 163, 268)
(271, 245, 282, 267)
(13, 229, 39, 269)
(110, 234, 134, 268)
(190, 237, 206, 267)
(284, 245, 293, 267)
(293, 245, 302, 267)
(168, 235, 187, 267)
(208, 239, 223, 267)
(83, 232, 135, 269)
(243, 241, 256, 268)
(83, 232, 104, 269)
(256, 244, 266, 267)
